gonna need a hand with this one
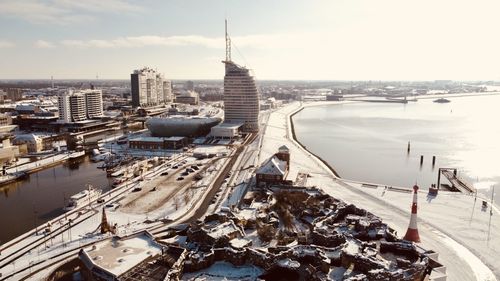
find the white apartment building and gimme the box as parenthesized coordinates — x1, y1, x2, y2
(57, 89, 104, 123)
(223, 61, 260, 132)
(57, 94, 72, 123)
(69, 94, 87, 122)
(83, 90, 104, 118)
(131, 67, 172, 108)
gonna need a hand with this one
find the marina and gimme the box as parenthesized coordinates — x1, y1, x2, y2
(0, 156, 112, 243)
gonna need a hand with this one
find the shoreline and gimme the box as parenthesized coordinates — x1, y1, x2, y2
(288, 104, 341, 178)
(282, 101, 499, 279)
(292, 92, 500, 190)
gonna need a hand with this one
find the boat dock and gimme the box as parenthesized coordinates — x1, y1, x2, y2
(0, 151, 86, 187)
(437, 168, 476, 194)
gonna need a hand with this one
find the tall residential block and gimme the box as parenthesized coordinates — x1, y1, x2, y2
(131, 67, 172, 108)
(57, 89, 104, 123)
(84, 90, 104, 118)
(58, 94, 72, 123)
(69, 94, 87, 122)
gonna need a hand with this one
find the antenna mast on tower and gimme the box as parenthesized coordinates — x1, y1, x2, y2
(225, 19, 231, 62)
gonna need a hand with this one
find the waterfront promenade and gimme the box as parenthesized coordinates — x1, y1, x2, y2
(259, 101, 499, 280)
(0, 151, 83, 186)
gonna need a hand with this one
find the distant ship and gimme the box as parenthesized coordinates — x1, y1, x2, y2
(433, 98, 451, 103)
(63, 186, 102, 211)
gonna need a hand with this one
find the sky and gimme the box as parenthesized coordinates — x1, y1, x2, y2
(1, 0, 500, 80)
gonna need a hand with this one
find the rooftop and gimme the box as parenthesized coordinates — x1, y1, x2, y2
(80, 232, 162, 277)
(129, 136, 185, 142)
(212, 122, 244, 129)
(256, 155, 287, 176)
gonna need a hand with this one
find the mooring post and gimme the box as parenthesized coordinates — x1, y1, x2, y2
(437, 168, 441, 189)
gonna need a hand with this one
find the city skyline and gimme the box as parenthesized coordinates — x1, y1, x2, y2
(1, 0, 500, 80)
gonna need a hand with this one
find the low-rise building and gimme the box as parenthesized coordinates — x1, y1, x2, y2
(128, 136, 188, 150)
(79, 231, 171, 281)
(0, 138, 20, 169)
(210, 122, 243, 138)
(175, 91, 199, 105)
(256, 145, 291, 187)
(12, 133, 65, 153)
(13, 134, 43, 153)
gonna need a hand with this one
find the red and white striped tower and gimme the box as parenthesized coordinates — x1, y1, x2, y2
(403, 184, 421, 242)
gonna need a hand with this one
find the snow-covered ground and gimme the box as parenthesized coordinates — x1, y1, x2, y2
(260, 101, 499, 281)
(181, 261, 263, 281)
(4, 151, 80, 174)
(0, 152, 225, 280)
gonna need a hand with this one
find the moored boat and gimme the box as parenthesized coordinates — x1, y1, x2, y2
(63, 185, 102, 211)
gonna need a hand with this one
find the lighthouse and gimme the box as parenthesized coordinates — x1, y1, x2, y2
(403, 184, 421, 242)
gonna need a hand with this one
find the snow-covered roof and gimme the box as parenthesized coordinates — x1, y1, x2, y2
(206, 221, 242, 240)
(165, 136, 186, 141)
(256, 155, 287, 176)
(230, 238, 252, 249)
(279, 145, 290, 152)
(129, 136, 164, 142)
(14, 134, 42, 142)
(193, 137, 206, 144)
(80, 231, 162, 277)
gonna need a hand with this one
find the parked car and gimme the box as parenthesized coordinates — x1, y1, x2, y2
(177, 177, 184, 181)
(105, 203, 120, 210)
(161, 171, 169, 176)
(132, 187, 142, 192)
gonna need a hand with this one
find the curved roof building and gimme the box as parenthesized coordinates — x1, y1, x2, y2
(146, 116, 222, 137)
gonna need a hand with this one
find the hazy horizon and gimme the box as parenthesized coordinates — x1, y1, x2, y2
(2, 0, 500, 81)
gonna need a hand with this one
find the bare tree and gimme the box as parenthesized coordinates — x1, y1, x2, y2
(183, 191, 191, 206)
(173, 196, 180, 211)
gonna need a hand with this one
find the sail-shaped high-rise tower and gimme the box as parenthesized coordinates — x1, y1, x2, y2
(222, 20, 260, 132)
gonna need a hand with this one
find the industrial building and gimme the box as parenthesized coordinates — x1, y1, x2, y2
(130, 67, 172, 108)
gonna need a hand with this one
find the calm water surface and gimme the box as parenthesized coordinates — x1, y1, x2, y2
(0, 157, 112, 243)
(293, 94, 500, 203)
